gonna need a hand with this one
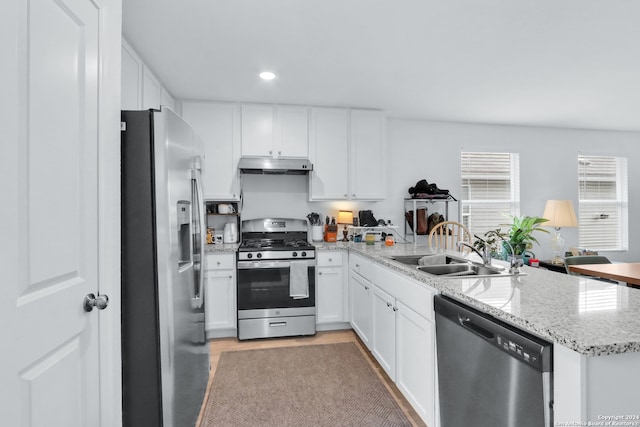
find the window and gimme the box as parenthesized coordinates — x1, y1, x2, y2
(578, 155, 628, 251)
(461, 151, 520, 236)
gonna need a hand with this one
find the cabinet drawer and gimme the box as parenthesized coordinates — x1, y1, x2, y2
(206, 253, 235, 270)
(349, 253, 373, 281)
(317, 251, 343, 267)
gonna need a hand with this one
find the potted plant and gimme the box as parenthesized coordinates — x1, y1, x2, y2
(501, 215, 549, 259)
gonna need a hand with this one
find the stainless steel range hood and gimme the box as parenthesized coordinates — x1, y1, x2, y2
(238, 157, 313, 175)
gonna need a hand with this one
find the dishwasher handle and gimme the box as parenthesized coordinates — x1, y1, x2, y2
(459, 315, 495, 340)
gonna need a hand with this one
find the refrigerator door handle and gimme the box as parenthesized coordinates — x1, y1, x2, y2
(191, 165, 206, 309)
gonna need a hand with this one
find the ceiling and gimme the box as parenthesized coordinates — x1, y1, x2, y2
(122, 0, 640, 132)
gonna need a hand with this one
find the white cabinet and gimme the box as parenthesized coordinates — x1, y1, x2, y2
(309, 107, 350, 200)
(372, 285, 397, 381)
(204, 253, 237, 338)
(316, 251, 349, 327)
(348, 253, 437, 426)
(350, 271, 373, 349)
(121, 39, 175, 112)
(350, 109, 386, 200)
(182, 101, 241, 201)
(142, 67, 161, 110)
(241, 104, 309, 158)
(309, 108, 385, 201)
(121, 41, 142, 110)
(396, 300, 436, 427)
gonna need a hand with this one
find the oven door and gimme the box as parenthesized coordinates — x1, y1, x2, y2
(237, 259, 316, 313)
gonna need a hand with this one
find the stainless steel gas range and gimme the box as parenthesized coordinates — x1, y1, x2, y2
(236, 218, 316, 340)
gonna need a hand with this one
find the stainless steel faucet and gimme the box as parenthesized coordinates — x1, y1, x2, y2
(457, 240, 492, 266)
(500, 238, 524, 274)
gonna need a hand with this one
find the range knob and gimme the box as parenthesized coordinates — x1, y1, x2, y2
(301, 251, 307, 257)
(292, 252, 298, 257)
(257, 253, 262, 259)
(247, 253, 253, 259)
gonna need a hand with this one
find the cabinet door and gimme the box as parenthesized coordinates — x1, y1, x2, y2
(141, 67, 161, 110)
(204, 268, 237, 331)
(182, 102, 241, 200)
(349, 271, 372, 348)
(372, 285, 397, 381)
(309, 107, 349, 200)
(276, 105, 308, 158)
(121, 41, 142, 110)
(396, 300, 435, 427)
(316, 266, 343, 324)
(241, 104, 274, 157)
(350, 109, 385, 200)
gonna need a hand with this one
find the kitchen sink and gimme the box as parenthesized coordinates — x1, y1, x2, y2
(417, 263, 503, 277)
(388, 254, 465, 266)
(388, 254, 523, 279)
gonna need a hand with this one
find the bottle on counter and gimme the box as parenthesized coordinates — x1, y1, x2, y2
(385, 233, 395, 246)
(206, 227, 214, 244)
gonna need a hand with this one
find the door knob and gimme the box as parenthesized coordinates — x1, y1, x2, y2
(83, 293, 109, 312)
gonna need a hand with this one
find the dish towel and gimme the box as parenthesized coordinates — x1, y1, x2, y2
(289, 261, 309, 299)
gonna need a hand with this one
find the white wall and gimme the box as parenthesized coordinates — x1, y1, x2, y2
(241, 118, 640, 261)
(386, 119, 640, 261)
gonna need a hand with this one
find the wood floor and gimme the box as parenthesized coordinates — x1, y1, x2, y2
(196, 330, 427, 427)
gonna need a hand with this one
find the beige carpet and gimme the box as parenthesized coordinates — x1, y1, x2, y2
(201, 342, 412, 427)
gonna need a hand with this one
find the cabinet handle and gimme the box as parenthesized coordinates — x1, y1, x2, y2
(328, 258, 332, 262)
(355, 264, 360, 268)
(393, 306, 398, 312)
(228, 275, 232, 279)
(344, 194, 348, 198)
(352, 193, 356, 197)
(278, 150, 281, 155)
(318, 272, 323, 275)
(269, 150, 273, 155)
(364, 286, 369, 290)
(217, 261, 221, 266)
(386, 302, 392, 308)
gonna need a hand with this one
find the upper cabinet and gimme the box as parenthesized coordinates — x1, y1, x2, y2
(350, 109, 386, 200)
(309, 108, 386, 201)
(182, 101, 241, 201)
(121, 39, 175, 112)
(309, 108, 350, 200)
(241, 104, 309, 158)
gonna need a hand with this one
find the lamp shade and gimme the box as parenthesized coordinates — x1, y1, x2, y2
(337, 210, 353, 225)
(542, 200, 578, 228)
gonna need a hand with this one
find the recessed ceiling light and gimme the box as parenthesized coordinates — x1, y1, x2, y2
(259, 71, 276, 81)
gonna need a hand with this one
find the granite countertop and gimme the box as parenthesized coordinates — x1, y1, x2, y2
(318, 241, 640, 357)
(205, 243, 239, 253)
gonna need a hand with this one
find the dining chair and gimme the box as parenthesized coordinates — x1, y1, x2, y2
(564, 255, 612, 275)
(564, 255, 619, 284)
(428, 221, 472, 253)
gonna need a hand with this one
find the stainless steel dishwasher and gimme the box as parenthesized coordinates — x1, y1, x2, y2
(434, 295, 553, 427)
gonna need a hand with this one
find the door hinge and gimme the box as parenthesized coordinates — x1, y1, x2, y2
(120, 121, 126, 131)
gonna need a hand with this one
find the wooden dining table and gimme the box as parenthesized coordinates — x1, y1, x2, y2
(568, 262, 640, 288)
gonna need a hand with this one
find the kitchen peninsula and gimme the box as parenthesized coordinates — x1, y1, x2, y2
(315, 242, 640, 423)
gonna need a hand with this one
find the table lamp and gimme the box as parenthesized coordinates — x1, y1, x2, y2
(337, 210, 353, 242)
(542, 200, 579, 264)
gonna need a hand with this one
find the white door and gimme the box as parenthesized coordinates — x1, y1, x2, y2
(0, 0, 119, 425)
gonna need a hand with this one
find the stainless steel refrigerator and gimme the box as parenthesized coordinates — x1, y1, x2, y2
(121, 107, 209, 427)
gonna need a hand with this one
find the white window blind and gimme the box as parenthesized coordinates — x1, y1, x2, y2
(578, 155, 628, 251)
(461, 151, 520, 236)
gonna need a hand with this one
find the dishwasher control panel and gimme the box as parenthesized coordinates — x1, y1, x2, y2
(497, 335, 540, 367)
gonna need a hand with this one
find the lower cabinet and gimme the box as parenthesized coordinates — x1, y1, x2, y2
(349, 270, 373, 349)
(316, 251, 349, 327)
(372, 285, 397, 381)
(396, 300, 436, 427)
(349, 253, 437, 427)
(204, 253, 237, 338)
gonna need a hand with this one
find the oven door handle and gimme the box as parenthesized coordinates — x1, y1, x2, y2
(237, 260, 315, 269)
